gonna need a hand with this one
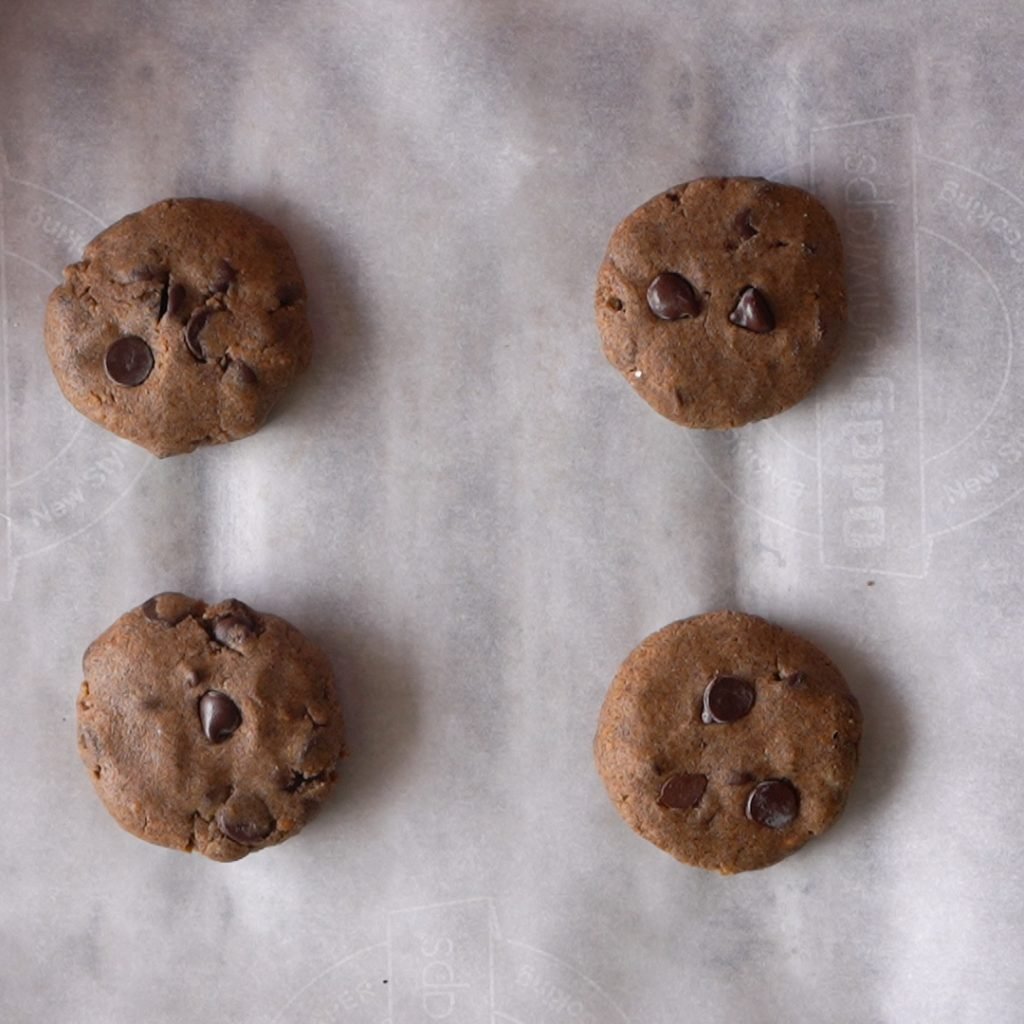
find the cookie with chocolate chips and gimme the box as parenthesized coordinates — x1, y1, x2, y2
(77, 593, 345, 861)
(594, 610, 862, 874)
(595, 177, 846, 428)
(45, 198, 312, 457)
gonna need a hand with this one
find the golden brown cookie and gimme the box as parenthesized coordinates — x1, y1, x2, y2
(594, 611, 862, 874)
(77, 593, 345, 861)
(45, 198, 312, 457)
(595, 177, 846, 428)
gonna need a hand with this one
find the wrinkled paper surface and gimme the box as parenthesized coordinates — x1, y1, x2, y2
(2, 2, 1023, 1021)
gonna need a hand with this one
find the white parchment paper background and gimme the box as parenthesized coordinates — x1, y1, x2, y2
(2, 2, 1022, 1021)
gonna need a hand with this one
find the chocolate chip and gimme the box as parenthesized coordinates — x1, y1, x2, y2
(198, 690, 242, 743)
(702, 675, 756, 724)
(141, 592, 199, 625)
(211, 259, 237, 293)
(217, 794, 274, 845)
(647, 272, 700, 321)
(746, 779, 799, 828)
(156, 281, 169, 320)
(734, 208, 758, 241)
(219, 818, 273, 845)
(165, 281, 187, 319)
(231, 360, 258, 385)
(729, 286, 775, 333)
(184, 308, 212, 361)
(277, 282, 302, 306)
(180, 667, 201, 688)
(657, 772, 707, 810)
(104, 336, 154, 387)
(210, 607, 259, 649)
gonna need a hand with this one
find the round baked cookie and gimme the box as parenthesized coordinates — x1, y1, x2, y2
(594, 611, 862, 874)
(45, 198, 312, 457)
(77, 593, 345, 861)
(595, 177, 846, 429)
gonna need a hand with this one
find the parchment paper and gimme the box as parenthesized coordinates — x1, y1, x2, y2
(2, 2, 1023, 1021)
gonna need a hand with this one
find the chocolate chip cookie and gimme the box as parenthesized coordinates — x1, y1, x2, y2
(595, 177, 846, 428)
(77, 593, 345, 861)
(594, 610, 862, 874)
(45, 198, 312, 457)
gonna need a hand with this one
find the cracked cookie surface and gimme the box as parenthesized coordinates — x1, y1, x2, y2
(45, 198, 312, 457)
(595, 177, 846, 429)
(594, 610, 862, 874)
(77, 593, 345, 861)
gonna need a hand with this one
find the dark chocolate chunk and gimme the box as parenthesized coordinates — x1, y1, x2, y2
(104, 335, 154, 387)
(729, 286, 775, 333)
(198, 690, 242, 743)
(657, 772, 707, 810)
(647, 272, 700, 321)
(184, 308, 212, 361)
(702, 675, 756, 724)
(746, 779, 799, 828)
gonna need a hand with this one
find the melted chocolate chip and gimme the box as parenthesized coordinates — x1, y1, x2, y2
(702, 676, 756, 724)
(729, 286, 775, 333)
(184, 308, 212, 361)
(165, 281, 187, 319)
(657, 772, 707, 810)
(198, 690, 242, 743)
(647, 272, 701, 320)
(104, 336, 154, 386)
(746, 779, 799, 828)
